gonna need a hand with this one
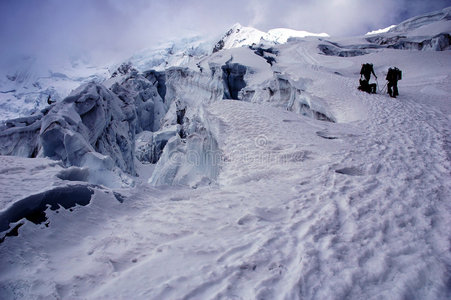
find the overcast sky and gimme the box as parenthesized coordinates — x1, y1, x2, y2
(0, 0, 449, 67)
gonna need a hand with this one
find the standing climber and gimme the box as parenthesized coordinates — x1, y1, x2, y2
(360, 63, 377, 82)
(358, 63, 377, 94)
(386, 67, 402, 98)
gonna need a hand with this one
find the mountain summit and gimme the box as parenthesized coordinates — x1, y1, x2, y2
(213, 23, 329, 52)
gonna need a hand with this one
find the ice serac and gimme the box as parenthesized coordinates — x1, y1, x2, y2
(149, 105, 221, 187)
(317, 43, 373, 57)
(163, 66, 224, 108)
(40, 82, 137, 175)
(240, 72, 335, 122)
(147, 66, 225, 186)
(144, 70, 167, 101)
(0, 111, 46, 158)
(109, 68, 166, 133)
(222, 62, 247, 99)
(135, 126, 178, 164)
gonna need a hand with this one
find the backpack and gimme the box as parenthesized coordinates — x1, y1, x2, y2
(387, 67, 402, 81)
(395, 67, 402, 80)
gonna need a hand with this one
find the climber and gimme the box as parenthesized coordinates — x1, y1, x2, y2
(358, 78, 377, 94)
(358, 63, 377, 94)
(360, 63, 377, 82)
(386, 67, 402, 98)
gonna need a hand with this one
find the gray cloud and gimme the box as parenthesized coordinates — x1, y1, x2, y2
(244, 0, 450, 35)
(0, 0, 449, 68)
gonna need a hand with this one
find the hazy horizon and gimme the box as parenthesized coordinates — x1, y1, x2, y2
(0, 0, 449, 68)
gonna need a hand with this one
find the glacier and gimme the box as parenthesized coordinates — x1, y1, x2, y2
(0, 6, 451, 300)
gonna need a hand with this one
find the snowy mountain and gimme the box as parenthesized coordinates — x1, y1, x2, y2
(0, 56, 109, 121)
(388, 6, 451, 35)
(0, 6, 451, 300)
(364, 6, 451, 51)
(212, 23, 329, 52)
(0, 25, 328, 123)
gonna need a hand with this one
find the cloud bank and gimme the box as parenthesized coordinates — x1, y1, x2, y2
(0, 0, 449, 67)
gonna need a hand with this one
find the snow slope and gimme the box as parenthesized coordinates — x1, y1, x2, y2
(0, 7, 451, 300)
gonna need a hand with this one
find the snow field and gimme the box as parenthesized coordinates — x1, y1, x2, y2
(0, 10, 451, 299)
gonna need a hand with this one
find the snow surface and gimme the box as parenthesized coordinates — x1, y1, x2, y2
(0, 7, 451, 300)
